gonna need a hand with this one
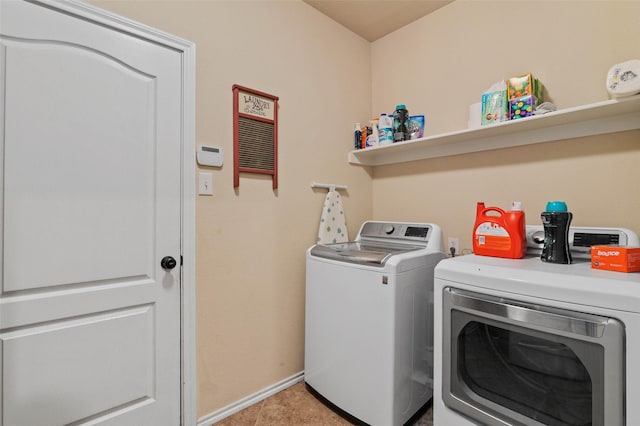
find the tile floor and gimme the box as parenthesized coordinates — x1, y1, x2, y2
(214, 381, 434, 426)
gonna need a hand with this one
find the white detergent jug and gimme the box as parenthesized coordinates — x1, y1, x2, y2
(378, 113, 393, 145)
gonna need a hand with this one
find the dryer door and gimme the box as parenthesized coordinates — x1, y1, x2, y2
(442, 287, 624, 426)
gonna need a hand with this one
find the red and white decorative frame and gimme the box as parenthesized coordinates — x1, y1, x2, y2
(232, 84, 279, 189)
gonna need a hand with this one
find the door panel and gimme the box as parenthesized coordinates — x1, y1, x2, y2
(3, 306, 154, 426)
(3, 39, 155, 291)
(0, 1, 183, 424)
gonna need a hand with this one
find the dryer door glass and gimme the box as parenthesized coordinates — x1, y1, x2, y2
(457, 320, 595, 426)
(442, 287, 624, 426)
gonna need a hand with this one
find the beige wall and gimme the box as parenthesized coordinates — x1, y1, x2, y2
(88, 0, 640, 421)
(90, 0, 373, 418)
(371, 0, 640, 253)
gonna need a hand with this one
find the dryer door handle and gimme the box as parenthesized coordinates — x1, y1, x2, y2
(447, 288, 609, 338)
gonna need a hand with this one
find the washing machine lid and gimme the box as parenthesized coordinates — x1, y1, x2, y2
(310, 241, 424, 266)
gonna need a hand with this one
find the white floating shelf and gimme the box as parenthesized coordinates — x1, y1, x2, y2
(348, 95, 640, 166)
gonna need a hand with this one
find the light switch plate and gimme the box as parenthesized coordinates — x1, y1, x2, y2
(198, 172, 213, 195)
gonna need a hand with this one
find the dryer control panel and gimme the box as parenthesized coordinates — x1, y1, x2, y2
(525, 225, 640, 259)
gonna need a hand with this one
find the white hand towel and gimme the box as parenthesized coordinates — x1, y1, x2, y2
(317, 190, 348, 244)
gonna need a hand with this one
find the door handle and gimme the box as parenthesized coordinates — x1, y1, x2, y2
(161, 256, 177, 270)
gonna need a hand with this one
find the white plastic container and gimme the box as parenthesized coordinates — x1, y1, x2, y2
(607, 59, 640, 98)
(378, 113, 393, 145)
(366, 122, 379, 148)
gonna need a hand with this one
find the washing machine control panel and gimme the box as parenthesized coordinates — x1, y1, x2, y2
(359, 221, 432, 243)
(405, 226, 429, 238)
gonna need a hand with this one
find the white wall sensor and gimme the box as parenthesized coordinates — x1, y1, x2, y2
(197, 144, 224, 167)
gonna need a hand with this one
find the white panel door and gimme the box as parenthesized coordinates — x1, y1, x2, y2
(0, 1, 183, 424)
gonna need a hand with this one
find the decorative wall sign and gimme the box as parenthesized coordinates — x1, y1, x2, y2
(232, 85, 279, 189)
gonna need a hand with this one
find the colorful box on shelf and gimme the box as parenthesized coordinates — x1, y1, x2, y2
(507, 73, 542, 100)
(481, 90, 508, 125)
(509, 95, 538, 120)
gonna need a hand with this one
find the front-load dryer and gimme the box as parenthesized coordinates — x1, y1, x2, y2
(434, 226, 640, 426)
(305, 221, 446, 426)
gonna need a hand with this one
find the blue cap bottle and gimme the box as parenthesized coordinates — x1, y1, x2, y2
(393, 104, 409, 142)
(540, 201, 573, 264)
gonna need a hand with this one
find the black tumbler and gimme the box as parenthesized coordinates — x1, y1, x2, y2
(541, 201, 573, 264)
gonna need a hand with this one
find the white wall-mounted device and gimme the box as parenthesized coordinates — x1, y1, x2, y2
(197, 144, 224, 167)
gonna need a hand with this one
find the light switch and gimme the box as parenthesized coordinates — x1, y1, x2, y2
(198, 172, 213, 195)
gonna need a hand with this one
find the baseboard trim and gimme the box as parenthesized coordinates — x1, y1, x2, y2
(196, 371, 305, 426)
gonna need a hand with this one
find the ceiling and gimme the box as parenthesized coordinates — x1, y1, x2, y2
(303, 0, 453, 42)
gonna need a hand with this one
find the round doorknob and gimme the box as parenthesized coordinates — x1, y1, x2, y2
(161, 256, 177, 270)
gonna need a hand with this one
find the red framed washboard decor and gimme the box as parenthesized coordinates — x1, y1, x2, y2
(232, 85, 279, 189)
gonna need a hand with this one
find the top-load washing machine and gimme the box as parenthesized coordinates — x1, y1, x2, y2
(305, 221, 446, 426)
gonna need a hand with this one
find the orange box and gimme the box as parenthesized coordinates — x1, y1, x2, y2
(591, 246, 640, 272)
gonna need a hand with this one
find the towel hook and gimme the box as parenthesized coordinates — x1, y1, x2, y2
(311, 182, 348, 192)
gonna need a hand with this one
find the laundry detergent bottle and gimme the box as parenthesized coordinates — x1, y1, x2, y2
(378, 113, 394, 145)
(473, 201, 526, 259)
(393, 104, 410, 142)
(540, 201, 573, 264)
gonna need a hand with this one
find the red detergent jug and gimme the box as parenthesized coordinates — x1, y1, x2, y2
(473, 201, 526, 259)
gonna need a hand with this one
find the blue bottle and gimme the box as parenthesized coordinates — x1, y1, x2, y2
(354, 123, 362, 150)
